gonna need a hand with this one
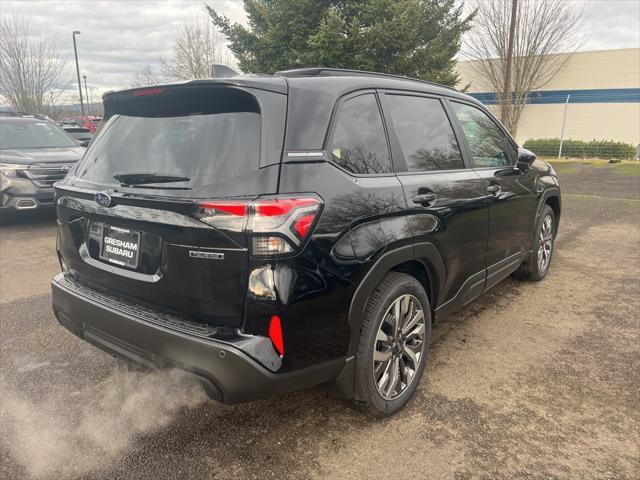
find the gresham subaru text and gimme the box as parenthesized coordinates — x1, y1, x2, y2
(51, 68, 560, 416)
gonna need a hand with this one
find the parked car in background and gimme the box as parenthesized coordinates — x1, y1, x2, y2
(72, 115, 102, 133)
(61, 126, 93, 147)
(0, 113, 85, 220)
(51, 69, 561, 416)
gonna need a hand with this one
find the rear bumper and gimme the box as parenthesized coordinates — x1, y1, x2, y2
(51, 273, 345, 403)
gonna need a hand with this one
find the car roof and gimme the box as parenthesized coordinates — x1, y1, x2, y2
(212, 71, 473, 101)
(105, 68, 476, 100)
(103, 68, 483, 150)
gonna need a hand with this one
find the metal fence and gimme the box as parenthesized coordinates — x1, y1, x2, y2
(471, 90, 640, 160)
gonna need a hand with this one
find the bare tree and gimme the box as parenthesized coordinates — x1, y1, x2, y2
(464, 0, 586, 134)
(161, 17, 233, 81)
(129, 63, 163, 88)
(0, 15, 69, 115)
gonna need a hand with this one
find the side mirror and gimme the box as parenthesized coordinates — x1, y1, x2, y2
(517, 147, 536, 169)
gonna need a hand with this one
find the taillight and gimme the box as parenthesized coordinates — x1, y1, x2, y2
(195, 199, 249, 233)
(195, 194, 322, 256)
(132, 87, 165, 96)
(268, 315, 284, 356)
(293, 213, 315, 238)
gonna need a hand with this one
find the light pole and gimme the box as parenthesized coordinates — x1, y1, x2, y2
(83, 75, 90, 114)
(501, 0, 518, 127)
(72, 31, 85, 115)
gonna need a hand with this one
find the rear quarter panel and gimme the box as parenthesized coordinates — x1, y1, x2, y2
(262, 162, 411, 369)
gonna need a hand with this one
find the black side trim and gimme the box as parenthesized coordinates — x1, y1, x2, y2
(537, 187, 561, 225)
(434, 270, 486, 320)
(414, 243, 446, 306)
(484, 251, 525, 291)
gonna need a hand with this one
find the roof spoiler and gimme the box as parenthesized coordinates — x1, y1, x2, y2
(211, 64, 239, 78)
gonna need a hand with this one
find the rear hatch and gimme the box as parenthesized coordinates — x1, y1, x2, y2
(55, 82, 287, 328)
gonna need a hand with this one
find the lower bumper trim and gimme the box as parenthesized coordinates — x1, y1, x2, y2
(51, 273, 345, 403)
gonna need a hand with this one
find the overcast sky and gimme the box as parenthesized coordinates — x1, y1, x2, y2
(2, 0, 639, 100)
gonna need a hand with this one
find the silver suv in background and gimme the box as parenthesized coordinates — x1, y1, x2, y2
(0, 113, 85, 220)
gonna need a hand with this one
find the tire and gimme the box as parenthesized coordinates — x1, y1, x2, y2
(513, 205, 556, 282)
(353, 272, 431, 417)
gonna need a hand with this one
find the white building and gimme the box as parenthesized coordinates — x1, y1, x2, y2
(457, 48, 640, 146)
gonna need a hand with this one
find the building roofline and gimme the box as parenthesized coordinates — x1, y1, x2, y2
(457, 47, 640, 64)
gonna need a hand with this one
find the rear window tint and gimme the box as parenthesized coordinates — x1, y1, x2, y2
(327, 93, 392, 175)
(385, 95, 464, 172)
(75, 88, 261, 189)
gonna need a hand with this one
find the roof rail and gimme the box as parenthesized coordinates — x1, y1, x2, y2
(275, 67, 456, 91)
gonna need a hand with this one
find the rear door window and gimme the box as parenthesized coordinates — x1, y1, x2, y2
(384, 95, 464, 172)
(327, 93, 392, 175)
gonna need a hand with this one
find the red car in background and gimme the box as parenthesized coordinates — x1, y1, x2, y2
(68, 116, 102, 133)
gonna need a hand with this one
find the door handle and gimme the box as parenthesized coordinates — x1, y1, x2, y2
(412, 192, 436, 205)
(486, 184, 501, 196)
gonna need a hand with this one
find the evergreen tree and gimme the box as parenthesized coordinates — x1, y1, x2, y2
(207, 0, 473, 86)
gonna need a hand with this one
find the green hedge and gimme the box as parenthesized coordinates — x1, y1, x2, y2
(523, 138, 637, 160)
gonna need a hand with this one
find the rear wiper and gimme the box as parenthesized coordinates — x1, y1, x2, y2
(113, 172, 190, 185)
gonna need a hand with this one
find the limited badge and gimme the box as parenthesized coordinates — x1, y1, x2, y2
(189, 251, 225, 260)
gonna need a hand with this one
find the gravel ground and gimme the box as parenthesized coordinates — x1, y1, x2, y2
(1, 162, 638, 480)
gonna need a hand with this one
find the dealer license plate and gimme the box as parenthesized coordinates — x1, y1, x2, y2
(99, 225, 141, 269)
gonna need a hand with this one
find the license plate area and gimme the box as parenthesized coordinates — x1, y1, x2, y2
(99, 224, 141, 269)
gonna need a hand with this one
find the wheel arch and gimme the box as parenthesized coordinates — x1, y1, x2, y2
(391, 260, 435, 308)
(347, 243, 444, 358)
(545, 194, 561, 229)
(331, 243, 444, 400)
(536, 187, 561, 233)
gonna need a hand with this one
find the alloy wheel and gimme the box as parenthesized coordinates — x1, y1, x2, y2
(537, 214, 554, 273)
(373, 294, 426, 400)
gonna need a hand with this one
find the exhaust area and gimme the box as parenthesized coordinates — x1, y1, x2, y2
(0, 368, 207, 479)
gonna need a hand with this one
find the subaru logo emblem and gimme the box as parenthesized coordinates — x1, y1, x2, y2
(95, 192, 112, 207)
(61, 164, 72, 172)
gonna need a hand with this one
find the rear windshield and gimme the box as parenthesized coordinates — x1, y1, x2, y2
(0, 120, 77, 149)
(75, 87, 261, 190)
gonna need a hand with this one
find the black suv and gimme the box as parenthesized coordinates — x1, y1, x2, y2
(51, 69, 560, 416)
(0, 114, 84, 218)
